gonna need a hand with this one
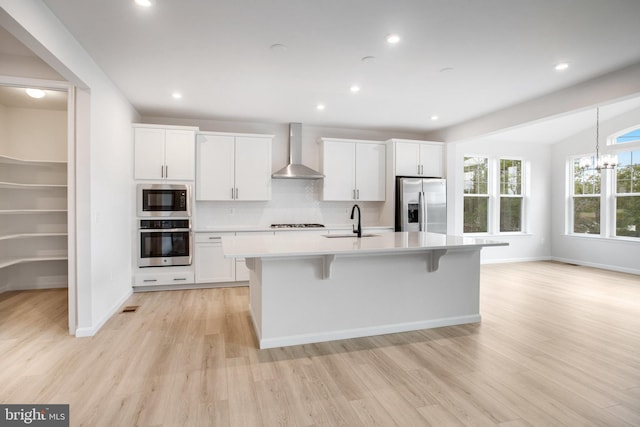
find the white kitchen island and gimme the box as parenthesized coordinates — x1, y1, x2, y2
(222, 232, 507, 349)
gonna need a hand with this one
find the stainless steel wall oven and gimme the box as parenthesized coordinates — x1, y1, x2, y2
(138, 219, 192, 267)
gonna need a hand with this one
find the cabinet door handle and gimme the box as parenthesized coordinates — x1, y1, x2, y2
(161, 165, 164, 178)
(173, 277, 187, 281)
(353, 189, 356, 200)
(165, 165, 168, 178)
(235, 188, 239, 199)
(231, 188, 235, 199)
(143, 279, 157, 283)
(356, 189, 360, 199)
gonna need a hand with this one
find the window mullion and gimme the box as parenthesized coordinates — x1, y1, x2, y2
(490, 157, 500, 234)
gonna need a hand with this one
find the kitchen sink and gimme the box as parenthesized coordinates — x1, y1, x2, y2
(323, 234, 379, 238)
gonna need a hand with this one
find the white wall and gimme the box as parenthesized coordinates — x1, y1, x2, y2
(550, 106, 640, 274)
(1, 1, 140, 335)
(448, 139, 552, 263)
(4, 106, 66, 160)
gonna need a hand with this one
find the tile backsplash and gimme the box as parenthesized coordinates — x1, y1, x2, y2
(195, 179, 386, 228)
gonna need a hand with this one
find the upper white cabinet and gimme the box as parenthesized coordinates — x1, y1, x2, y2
(393, 140, 444, 177)
(320, 138, 386, 201)
(134, 125, 196, 180)
(196, 132, 272, 201)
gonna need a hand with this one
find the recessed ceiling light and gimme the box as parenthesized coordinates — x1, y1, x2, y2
(386, 34, 401, 44)
(350, 85, 361, 93)
(135, 0, 152, 7)
(430, 115, 439, 121)
(172, 92, 182, 99)
(316, 104, 326, 111)
(555, 62, 569, 71)
(269, 43, 287, 52)
(25, 88, 45, 99)
(439, 67, 454, 73)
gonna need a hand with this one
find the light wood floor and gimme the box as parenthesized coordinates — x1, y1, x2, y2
(1, 261, 639, 427)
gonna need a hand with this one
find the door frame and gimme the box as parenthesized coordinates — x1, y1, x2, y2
(0, 75, 77, 335)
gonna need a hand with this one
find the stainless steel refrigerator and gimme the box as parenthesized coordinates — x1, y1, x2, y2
(395, 177, 447, 233)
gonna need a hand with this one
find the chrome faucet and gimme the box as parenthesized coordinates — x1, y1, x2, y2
(350, 204, 362, 238)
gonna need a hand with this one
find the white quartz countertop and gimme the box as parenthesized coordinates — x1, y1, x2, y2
(222, 231, 508, 258)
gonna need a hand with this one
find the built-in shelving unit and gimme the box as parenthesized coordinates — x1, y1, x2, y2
(0, 155, 68, 291)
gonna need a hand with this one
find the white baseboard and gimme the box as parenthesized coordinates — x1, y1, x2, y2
(75, 288, 133, 337)
(256, 314, 481, 349)
(481, 256, 551, 265)
(550, 257, 640, 275)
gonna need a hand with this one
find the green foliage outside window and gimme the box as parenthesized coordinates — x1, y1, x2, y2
(500, 159, 522, 232)
(572, 158, 601, 234)
(616, 151, 640, 237)
(464, 197, 488, 233)
(464, 157, 489, 233)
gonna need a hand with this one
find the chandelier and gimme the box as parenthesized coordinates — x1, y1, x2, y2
(594, 107, 617, 171)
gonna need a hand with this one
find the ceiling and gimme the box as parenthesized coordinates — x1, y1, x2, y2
(0, 85, 68, 110)
(10, 1, 640, 137)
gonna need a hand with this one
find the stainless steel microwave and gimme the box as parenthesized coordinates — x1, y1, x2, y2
(137, 184, 191, 217)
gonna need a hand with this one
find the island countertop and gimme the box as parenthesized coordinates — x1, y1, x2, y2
(222, 231, 507, 259)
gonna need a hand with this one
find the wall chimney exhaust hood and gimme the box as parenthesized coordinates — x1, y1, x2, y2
(272, 123, 324, 179)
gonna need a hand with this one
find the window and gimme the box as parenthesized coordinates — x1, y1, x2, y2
(500, 159, 523, 232)
(614, 128, 640, 145)
(463, 157, 488, 233)
(463, 156, 525, 234)
(571, 156, 601, 235)
(615, 150, 640, 237)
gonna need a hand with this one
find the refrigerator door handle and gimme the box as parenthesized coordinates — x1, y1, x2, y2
(418, 191, 427, 231)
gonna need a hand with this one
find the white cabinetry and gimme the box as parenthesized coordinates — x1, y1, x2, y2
(393, 140, 444, 177)
(194, 232, 235, 283)
(196, 132, 272, 201)
(133, 269, 195, 288)
(320, 138, 386, 201)
(0, 156, 68, 291)
(195, 231, 274, 284)
(134, 125, 196, 180)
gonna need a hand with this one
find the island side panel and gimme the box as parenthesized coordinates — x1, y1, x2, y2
(251, 248, 482, 349)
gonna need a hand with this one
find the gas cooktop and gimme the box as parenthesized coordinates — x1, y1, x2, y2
(270, 223, 325, 229)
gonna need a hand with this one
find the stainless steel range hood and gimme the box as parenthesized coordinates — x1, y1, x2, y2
(272, 123, 324, 179)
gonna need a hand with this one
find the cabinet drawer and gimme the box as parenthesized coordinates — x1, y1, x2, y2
(195, 232, 233, 243)
(134, 271, 195, 287)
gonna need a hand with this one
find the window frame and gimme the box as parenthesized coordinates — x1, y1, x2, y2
(567, 129, 640, 240)
(463, 155, 527, 236)
(463, 156, 490, 234)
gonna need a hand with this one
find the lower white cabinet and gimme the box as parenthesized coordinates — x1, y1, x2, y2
(195, 232, 235, 283)
(134, 269, 195, 288)
(235, 259, 250, 281)
(195, 231, 273, 284)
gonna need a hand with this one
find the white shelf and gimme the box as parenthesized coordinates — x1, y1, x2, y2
(0, 233, 67, 241)
(0, 255, 68, 269)
(0, 209, 67, 215)
(0, 181, 67, 189)
(0, 154, 67, 166)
